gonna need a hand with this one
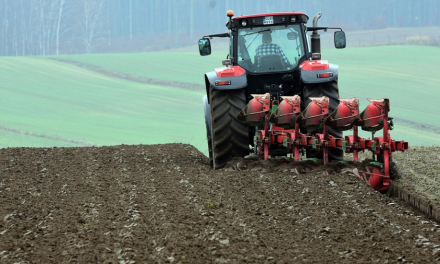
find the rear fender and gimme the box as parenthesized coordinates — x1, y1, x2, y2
(300, 60, 338, 84)
(204, 66, 247, 103)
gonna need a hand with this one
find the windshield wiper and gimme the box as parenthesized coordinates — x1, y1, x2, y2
(244, 29, 271, 49)
(242, 29, 270, 37)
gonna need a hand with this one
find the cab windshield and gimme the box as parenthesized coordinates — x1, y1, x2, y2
(236, 24, 305, 73)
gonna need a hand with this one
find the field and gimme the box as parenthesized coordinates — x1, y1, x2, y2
(0, 57, 205, 150)
(1, 45, 440, 153)
(2, 44, 440, 263)
(1, 144, 440, 263)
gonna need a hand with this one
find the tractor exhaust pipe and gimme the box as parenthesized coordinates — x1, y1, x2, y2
(311, 12, 322, 57)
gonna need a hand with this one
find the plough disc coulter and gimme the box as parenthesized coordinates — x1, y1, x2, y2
(237, 94, 408, 192)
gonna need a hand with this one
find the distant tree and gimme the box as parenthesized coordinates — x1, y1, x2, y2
(0, 0, 439, 56)
(77, 0, 106, 53)
(55, 0, 66, 55)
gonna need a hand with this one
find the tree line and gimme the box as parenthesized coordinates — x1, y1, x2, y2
(1, 0, 438, 56)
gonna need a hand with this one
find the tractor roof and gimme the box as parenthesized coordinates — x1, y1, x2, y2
(233, 12, 308, 20)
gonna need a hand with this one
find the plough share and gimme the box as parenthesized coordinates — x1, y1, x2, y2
(237, 94, 408, 192)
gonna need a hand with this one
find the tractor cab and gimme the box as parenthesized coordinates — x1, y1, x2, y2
(199, 11, 346, 75)
(230, 12, 310, 74)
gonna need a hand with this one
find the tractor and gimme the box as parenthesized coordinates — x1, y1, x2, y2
(199, 11, 346, 168)
(198, 10, 407, 191)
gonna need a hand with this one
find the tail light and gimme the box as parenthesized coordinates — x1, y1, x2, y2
(215, 80, 231, 86)
(317, 73, 333, 78)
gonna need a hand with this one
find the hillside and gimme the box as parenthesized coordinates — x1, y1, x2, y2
(56, 45, 440, 145)
(1, 45, 440, 153)
(0, 57, 205, 151)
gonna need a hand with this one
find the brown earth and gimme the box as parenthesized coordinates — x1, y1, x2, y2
(392, 146, 440, 205)
(1, 144, 440, 263)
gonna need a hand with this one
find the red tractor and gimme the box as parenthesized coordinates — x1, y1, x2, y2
(198, 10, 407, 191)
(199, 11, 346, 168)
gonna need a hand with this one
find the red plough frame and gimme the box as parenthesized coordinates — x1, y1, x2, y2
(237, 94, 408, 192)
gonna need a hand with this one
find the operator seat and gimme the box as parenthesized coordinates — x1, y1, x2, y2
(258, 54, 284, 71)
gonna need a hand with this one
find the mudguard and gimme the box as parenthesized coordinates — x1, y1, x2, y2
(204, 66, 247, 102)
(299, 60, 339, 84)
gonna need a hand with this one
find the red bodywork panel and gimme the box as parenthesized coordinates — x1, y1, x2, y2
(215, 66, 246, 77)
(233, 12, 307, 20)
(299, 60, 329, 71)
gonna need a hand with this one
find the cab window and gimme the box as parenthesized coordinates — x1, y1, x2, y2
(237, 24, 305, 73)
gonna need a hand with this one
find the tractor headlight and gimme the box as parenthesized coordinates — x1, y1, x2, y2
(290, 16, 297, 22)
(241, 19, 247, 26)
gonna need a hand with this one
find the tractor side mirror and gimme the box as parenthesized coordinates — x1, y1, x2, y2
(198, 38, 211, 56)
(334, 31, 346, 49)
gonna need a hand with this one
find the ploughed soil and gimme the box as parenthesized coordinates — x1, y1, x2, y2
(1, 144, 440, 263)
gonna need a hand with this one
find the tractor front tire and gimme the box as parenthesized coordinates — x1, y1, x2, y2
(209, 87, 249, 169)
(303, 81, 344, 161)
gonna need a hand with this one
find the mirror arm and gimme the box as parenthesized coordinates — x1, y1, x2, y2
(307, 27, 343, 32)
(203, 33, 230, 39)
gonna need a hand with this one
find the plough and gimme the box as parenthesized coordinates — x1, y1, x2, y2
(237, 94, 408, 192)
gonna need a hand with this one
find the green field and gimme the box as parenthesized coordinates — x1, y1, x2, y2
(1, 45, 439, 155)
(325, 46, 440, 127)
(57, 49, 228, 85)
(0, 129, 79, 148)
(0, 57, 206, 151)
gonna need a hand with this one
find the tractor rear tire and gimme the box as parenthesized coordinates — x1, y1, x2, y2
(209, 87, 249, 169)
(303, 81, 344, 161)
